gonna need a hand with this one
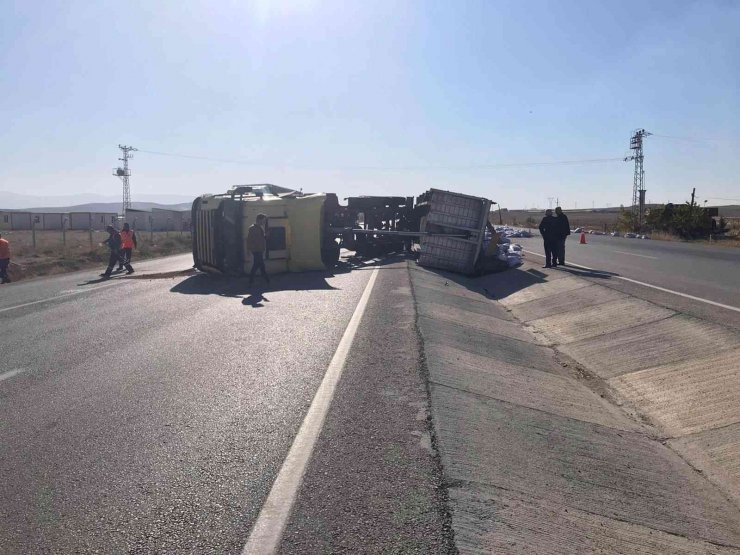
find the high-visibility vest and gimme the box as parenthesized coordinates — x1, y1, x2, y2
(120, 230, 135, 249)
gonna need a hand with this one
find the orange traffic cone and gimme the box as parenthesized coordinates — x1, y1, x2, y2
(580, 232, 587, 244)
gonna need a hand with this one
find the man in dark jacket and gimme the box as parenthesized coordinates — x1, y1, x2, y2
(554, 206, 571, 266)
(246, 214, 270, 286)
(100, 226, 132, 278)
(538, 209, 559, 268)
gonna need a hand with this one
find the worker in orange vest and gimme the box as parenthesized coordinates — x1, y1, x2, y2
(0, 232, 11, 284)
(117, 223, 137, 274)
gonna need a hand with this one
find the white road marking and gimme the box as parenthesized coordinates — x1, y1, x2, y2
(0, 368, 29, 382)
(242, 267, 380, 555)
(612, 250, 659, 260)
(523, 250, 740, 313)
(0, 281, 122, 314)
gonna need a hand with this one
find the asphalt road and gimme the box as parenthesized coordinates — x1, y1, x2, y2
(0, 254, 451, 554)
(512, 233, 740, 310)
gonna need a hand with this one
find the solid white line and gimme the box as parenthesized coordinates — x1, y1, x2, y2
(0, 281, 121, 314)
(242, 267, 380, 555)
(0, 368, 28, 382)
(523, 250, 740, 313)
(612, 250, 659, 260)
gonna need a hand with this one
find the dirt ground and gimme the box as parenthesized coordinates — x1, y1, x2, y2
(1, 230, 192, 281)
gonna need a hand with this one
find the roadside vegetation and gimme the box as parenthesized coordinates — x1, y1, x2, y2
(4, 230, 192, 281)
(616, 202, 739, 246)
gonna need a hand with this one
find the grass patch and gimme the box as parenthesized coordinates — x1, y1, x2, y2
(649, 230, 740, 247)
(4, 230, 193, 281)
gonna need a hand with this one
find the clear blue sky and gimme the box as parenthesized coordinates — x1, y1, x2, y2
(1, 0, 738, 209)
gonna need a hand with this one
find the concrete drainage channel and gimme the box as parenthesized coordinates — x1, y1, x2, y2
(408, 260, 740, 554)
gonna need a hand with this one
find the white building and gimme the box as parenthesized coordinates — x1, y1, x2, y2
(0, 211, 33, 230)
(31, 213, 64, 230)
(68, 212, 118, 230)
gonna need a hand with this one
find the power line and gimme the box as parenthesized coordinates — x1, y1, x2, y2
(650, 133, 720, 144)
(136, 148, 625, 171)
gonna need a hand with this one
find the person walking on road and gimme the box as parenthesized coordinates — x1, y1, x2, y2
(538, 209, 559, 268)
(247, 214, 270, 286)
(0, 233, 11, 284)
(117, 223, 137, 273)
(554, 206, 571, 266)
(100, 226, 132, 278)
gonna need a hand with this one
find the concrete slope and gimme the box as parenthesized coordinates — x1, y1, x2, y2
(410, 261, 740, 553)
(560, 314, 740, 378)
(515, 261, 740, 510)
(609, 348, 740, 437)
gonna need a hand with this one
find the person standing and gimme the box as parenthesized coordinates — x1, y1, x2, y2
(100, 226, 132, 278)
(117, 223, 137, 273)
(0, 233, 11, 284)
(538, 209, 559, 268)
(554, 206, 571, 266)
(246, 214, 270, 286)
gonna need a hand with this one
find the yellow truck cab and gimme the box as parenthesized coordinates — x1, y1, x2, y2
(191, 184, 341, 275)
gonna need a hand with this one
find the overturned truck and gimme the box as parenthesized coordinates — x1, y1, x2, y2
(191, 185, 342, 275)
(191, 185, 493, 276)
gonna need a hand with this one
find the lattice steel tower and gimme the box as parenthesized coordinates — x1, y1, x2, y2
(624, 129, 650, 230)
(113, 144, 137, 214)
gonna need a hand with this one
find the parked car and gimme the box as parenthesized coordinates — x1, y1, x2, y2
(573, 227, 583, 233)
(624, 232, 637, 238)
(610, 231, 620, 237)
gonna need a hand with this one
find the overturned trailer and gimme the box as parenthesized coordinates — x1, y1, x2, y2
(416, 189, 491, 274)
(192, 185, 492, 276)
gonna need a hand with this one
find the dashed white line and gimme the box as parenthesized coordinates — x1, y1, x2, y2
(0, 281, 122, 314)
(523, 250, 740, 313)
(0, 368, 29, 382)
(242, 267, 380, 555)
(612, 250, 659, 260)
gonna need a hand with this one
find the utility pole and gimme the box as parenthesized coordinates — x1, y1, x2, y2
(113, 145, 137, 215)
(690, 187, 696, 215)
(624, 129, 651, 231)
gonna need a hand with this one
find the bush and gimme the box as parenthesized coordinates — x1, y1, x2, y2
(645, 203, 713, 239)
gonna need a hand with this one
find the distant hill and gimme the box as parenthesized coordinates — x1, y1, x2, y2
(0, 191, 195, 210)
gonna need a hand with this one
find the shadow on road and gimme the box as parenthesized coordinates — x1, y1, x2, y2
(170, 253, 411, 299)
(77, 274, 121, 286)
(333, 252, 412, 273)
(170, 271, 339, 298)
(556, 265, 618, 280)
(242, 293, 269, 308)
(413, 258, 621, 303)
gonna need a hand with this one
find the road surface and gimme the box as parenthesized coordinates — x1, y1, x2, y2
(0, 254, 452, 554)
